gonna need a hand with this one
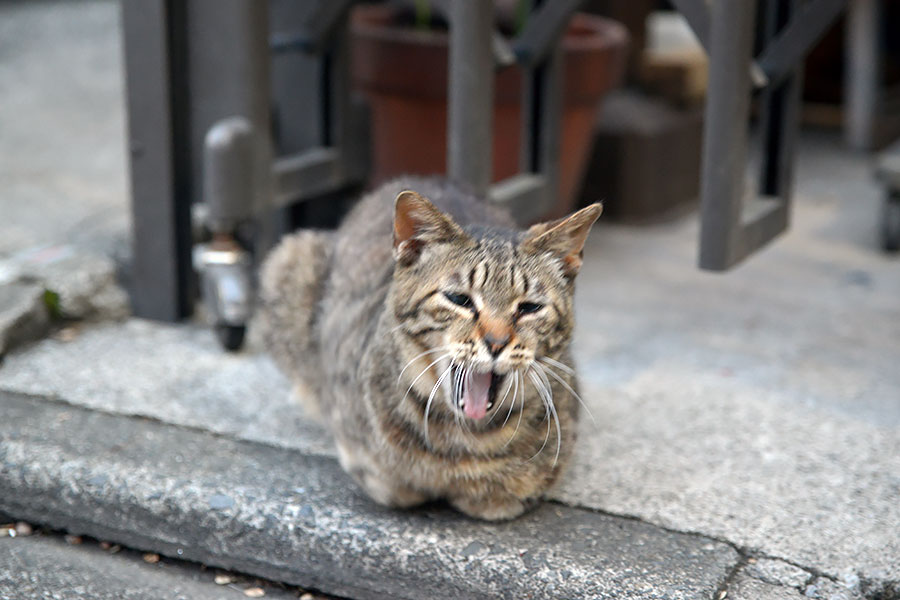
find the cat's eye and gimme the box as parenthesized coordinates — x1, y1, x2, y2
(517, 302, 544, 315)
(444, 292, 474, 309)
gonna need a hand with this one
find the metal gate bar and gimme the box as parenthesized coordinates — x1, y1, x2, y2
(122, 0, 193, 321)
(447, 1, 495, 196)
(123, 0, 856, 327)
(684, 0, 846, 270)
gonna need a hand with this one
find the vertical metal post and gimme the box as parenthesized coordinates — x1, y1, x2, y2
(538, 47, 564, 207)
(489, 0, 575, 223)
(448, 1, 495, 195)
(324, 12, 352, 161)
(698, 0, 757, 269)
(121, 0, 193, 321)
(759, 0, 802, 199)
(325, 10, 369, 188)
(519, 46, 564, 214)
(844, 0, 881, 150)
(270, 0, 323, 155)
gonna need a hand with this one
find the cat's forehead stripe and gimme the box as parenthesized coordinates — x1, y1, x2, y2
(450, 241, 546, 297)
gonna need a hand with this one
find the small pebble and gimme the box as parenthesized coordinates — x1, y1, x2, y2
(108, 544, 122, 554)
(300, 594, 314, 600)
(717, 591, 727, 600)
(747, 557, 757, 564)
(243, 587, 265, 597)
(14, 522, 32, 537)
(99, 541, 111, 550)
(55, 327, 79, 342)
(214, 574, 233, 585)
(142, 553, 160, 564)
(65, 535, 83, 545)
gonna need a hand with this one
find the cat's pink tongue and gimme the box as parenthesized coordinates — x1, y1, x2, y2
(463, 372, 492, 420)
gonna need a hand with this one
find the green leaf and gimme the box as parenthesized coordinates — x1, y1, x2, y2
(43, 289, 61, 320)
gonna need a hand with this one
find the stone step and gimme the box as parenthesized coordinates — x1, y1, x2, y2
(0, 390, 739, 600)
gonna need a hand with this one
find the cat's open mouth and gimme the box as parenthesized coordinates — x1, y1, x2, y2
(452, 367, 502, 420)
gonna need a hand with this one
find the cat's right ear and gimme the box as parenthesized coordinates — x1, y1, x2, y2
(393, 190, 466, 266)
(521, 203, 603, 278)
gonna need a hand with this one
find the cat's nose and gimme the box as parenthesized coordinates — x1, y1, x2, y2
(483, 332, 511, 357)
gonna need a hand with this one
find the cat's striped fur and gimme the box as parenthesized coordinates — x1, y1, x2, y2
(260, 177, 600, 520)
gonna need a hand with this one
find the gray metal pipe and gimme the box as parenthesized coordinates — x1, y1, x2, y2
(447, 1, 495, 195)
(698, 0, 757, 270)
(844, 0, 881, 150)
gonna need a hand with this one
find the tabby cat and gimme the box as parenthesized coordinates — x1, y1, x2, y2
(260, 177, 601, 520)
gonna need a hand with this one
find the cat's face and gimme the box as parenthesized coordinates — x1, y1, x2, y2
(391, 191, 601, 422)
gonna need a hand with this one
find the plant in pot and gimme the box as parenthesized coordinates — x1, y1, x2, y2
(350, 0, 629, 219)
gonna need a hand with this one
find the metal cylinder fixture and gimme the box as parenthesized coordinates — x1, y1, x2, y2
(203, 117, 255, 233)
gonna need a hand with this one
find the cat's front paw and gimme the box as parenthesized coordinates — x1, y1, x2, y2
(357, 472, 429, 509)
(449, 494, 539, 521)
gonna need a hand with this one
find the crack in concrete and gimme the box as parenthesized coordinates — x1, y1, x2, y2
(716, 553, 751, 600)
(547, 498, 899, 600)
(860, 579, 900, 600)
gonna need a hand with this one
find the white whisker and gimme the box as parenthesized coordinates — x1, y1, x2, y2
(533, 365, 563, 466)
(453, 365, 465, 439)
(402, 353, 450, 404)
(500, 371, 518, 429)
(503, 372, 525, 448)
(526, 370, 552, 461)
(423, 365, 452, 447)
(539, 360, 595, 425)
(460, 367, 475, 435)
(397, 346, 450, 384)
(528, 367, 561, 466)
(540, 355, 576, 376)
(487, 372, 515, 425)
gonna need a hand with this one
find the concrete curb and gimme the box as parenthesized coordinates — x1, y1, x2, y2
(0, 390, 740, 600)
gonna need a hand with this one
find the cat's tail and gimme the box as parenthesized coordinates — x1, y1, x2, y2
(258, 230, 333, 415)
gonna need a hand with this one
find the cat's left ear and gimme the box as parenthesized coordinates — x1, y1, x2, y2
(521, 203, 603, 278)
(393, 190, 467, 266)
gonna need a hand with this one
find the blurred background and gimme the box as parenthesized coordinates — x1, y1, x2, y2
(2, 0, 899, 348)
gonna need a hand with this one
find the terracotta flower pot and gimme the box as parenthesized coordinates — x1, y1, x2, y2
(351, 4, 629, 219)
